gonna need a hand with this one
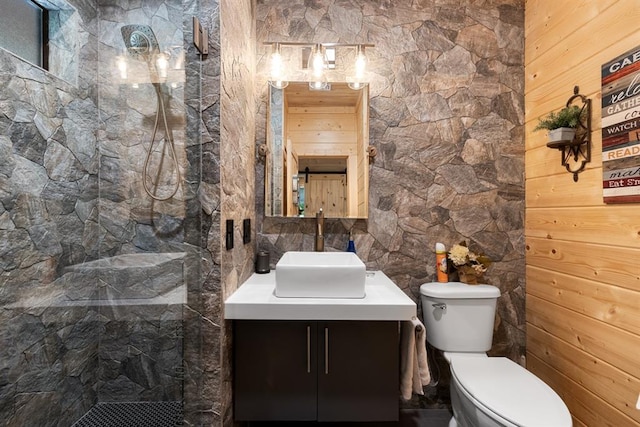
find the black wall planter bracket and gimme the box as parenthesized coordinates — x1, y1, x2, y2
(546, 86, 592, 182)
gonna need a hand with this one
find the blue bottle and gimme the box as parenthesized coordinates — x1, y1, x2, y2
(347, 231, 356, 253)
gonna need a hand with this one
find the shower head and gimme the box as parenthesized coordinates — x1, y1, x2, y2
(120, 25, 160, 61)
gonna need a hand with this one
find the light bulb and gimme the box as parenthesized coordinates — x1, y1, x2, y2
(354, 45, 367, 79)
(270, 44, 284, 79)
(116, 55, 128, 80)
(309, 74, 329, 91)
(268, 43, 288, 89)
(348, 45, 368, 90)
(269, 80, 289, 89)
(172, 48, 184, 70)
(155, 53, 168, 79)
(311, 44, 325, 79)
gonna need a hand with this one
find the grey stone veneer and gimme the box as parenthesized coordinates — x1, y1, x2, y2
(0, 0, 217, 424)
(255, 0, 526, 409)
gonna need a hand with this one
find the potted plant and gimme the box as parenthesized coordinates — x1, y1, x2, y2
(533, 105, 583, 145)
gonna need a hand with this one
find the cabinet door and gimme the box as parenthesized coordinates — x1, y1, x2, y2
(234, 320, 317, 421)
(317, 321, 399, 422)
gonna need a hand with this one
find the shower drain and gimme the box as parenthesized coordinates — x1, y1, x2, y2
(72, 401, 183, 427)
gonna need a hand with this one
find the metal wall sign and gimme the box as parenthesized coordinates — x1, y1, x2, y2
(601, 45, 640, 203)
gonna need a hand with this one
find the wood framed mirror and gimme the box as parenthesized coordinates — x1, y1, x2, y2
(265, 82, 369, 219)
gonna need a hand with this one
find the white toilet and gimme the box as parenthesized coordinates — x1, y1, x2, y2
(420, 282, 572, 427)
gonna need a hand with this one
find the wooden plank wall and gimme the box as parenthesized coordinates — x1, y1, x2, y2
(286, 106, 357, 216)
(525, 1, 640, 426)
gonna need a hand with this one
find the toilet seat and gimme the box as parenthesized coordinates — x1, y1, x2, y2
(450, 356, 572, 427)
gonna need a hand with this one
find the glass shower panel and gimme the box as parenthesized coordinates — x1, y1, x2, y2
(0, 0, 100, 425)
(90, 0, 201, 424)
(0, 0, 204, 423)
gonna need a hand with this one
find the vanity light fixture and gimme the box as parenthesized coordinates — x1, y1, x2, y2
(309, 43, 329, 90)
(348, 45, 367, 90)
(265, 42, 374, 90)
(268, 43, 288, 89)
(310, 44, 326, 78)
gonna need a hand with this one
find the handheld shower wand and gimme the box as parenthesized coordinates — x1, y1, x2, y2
(121, 25, 181, 201)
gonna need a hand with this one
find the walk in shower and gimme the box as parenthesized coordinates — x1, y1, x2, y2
(0, 0, 213, 425)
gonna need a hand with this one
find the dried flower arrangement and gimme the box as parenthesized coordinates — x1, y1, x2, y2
(447, 242, 491, 285)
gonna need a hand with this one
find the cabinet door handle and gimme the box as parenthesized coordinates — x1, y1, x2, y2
(306, 325, 311, 374)
(324, 327, 329, 375)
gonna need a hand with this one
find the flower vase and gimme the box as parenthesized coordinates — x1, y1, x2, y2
(458, 270, 479, 285)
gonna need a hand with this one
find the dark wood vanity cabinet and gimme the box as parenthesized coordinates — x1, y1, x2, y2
(234, 320, 317, 421)
(316, 320, 400, 422)
(233, 320, 399, 422)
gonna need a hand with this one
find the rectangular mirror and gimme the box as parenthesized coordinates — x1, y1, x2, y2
(265, 82, 369, 219)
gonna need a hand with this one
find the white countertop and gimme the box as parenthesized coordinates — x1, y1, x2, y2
(224, 270, 417, 321)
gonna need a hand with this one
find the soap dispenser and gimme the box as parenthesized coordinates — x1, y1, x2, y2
(347, 230, 356, 253)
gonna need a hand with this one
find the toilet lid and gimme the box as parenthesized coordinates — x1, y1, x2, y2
(450, 357, 572, 427)
(420, 282, 500, 298)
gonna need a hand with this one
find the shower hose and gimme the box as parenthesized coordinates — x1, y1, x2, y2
(142, 83, 181, 201)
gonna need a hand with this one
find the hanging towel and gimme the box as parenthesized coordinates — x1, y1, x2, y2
(400, 317, 431, 400)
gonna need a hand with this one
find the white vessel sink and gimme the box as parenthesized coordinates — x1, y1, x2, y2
(275, 251, 366, 298)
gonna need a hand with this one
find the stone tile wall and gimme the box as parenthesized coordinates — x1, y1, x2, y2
(255, 0, 526, 408)
(183, 0, 225, 424)
(219, 1, 257, 425)
(1, 0, 217, 424)
(0, 0, 101, 422)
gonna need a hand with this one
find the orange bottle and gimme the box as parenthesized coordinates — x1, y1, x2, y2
(435, 243, 448, 283)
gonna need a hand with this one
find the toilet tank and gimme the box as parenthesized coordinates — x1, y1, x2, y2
(420, 282, 500, 352)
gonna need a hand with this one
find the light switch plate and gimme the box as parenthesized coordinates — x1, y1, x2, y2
(226, 219, 233, 250)
(243, 218, 251, 244)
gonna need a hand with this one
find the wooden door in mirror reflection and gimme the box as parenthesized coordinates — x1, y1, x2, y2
(304, 173, 347, 218)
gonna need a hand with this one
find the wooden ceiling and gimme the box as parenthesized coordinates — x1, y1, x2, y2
(284, 82, 363, 108)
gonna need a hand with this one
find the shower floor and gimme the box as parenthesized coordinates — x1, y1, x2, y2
(72, 401, 183, 427)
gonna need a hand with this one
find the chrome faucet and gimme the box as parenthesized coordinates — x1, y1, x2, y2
(315, 208, 324, 252)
